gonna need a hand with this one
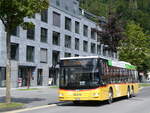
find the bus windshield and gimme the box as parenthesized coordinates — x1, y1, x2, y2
(59, 58, 101, 89)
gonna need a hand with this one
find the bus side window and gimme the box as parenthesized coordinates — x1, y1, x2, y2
(100, 62, 104, 75)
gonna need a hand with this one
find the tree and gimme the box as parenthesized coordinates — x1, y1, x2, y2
(99, 9, 124, 53)
(80, 0, 150, 34)
(119, 22, 150, 73)
(0, 0, 49, 103)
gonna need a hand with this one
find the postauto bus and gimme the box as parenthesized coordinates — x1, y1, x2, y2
(59, 56, 139, 104)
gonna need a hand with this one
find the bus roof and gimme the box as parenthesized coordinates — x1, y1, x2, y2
(60, 56, 136, 70)
(60, 56, 110, 60)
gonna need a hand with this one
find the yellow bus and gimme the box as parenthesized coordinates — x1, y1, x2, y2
(59, 56, 139, 104)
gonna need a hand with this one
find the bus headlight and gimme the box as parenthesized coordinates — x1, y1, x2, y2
(93, 93, 99, 97)
(59, 93, 64, 97)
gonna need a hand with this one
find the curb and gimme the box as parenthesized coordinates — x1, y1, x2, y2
(0, 101, 62, 113)
(3, 104, 57, 113)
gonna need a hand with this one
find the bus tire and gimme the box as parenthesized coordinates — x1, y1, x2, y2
(108, 88, 113, 104)
(127, 86, 131, 99)
(73, 101, 80, 104)
(131, 86, 135, 97)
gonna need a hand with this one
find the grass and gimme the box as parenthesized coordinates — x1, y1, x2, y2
(140, 83, 150, 87)
(0, 102, 24, 110)
(17, 88, 39, 91)
(49, 86, 58, 88)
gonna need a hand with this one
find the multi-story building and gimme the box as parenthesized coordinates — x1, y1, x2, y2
(0, 0, 117, 87)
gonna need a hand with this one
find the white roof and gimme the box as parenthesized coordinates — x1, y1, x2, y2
(60, 56, 134, 69)
(60, 56, 112, 60)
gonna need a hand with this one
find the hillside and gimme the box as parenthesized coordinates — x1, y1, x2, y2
(79, 0, 150, 33)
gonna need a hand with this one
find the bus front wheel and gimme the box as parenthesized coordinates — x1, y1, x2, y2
(73, 101, 80, 105)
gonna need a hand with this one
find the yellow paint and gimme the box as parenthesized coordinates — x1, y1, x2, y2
(59, 83, 139, 101)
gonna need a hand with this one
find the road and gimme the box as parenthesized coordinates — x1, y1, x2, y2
(7, 87, 150, 113)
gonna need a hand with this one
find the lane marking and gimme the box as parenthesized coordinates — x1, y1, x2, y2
(4, 104, 57, 113)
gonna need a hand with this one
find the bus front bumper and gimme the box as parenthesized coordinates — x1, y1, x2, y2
(59, 96, 100, 101)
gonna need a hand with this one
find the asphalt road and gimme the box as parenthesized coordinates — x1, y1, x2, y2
(0, 87, 58, 108)
(11, 87, 150, 113)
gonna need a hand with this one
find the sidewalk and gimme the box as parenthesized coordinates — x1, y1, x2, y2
(0, 86, 59, 108)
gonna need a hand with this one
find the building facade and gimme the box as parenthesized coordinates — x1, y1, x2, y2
(0, 0, 117, 87)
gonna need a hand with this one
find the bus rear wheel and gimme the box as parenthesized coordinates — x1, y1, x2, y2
(108, 88, 113, 104)
(127, 87, 131, 99)
(73, 101, 80, 105)
(131, 86, 135, 97)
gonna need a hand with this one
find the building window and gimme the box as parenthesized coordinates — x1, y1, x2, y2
(97, 45, 101, 55)
(91, 29, 96, 39)
(52, 31, 60, 46)
(75, 38, 79, 50)
(56, 0, 60, 6)
(52, 51, 60, 65)
(83, 25, 88, 37)
(41, 9, 48, 23)
(65, 5, 69, 10)
(65, 35, 71, 48)
(0, 67, 6, 87)
(75, 54, 79, 57)
(11, 43, 19, 60)
(75, 21, 80, 34)
(26, 46, 35, 62)
(40, 48, 47, 63)
(11, 27, 19, 37)
(65, 17, 71, 31)
(65, 52, 71, 57)
(27, 27, 35, 40)
(97, 34, 101, 42)
(91, 43, 96, 53)
(41, 27, 48, 43)
(53, 12, 61, 27)
(83, 40, 88, 52)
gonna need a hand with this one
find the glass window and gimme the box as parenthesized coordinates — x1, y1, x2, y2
(65, 17, 71, 31)
(40, 48, 47, 63)
(56, 0, 60, 6)
(75, 38, 79, 50)
(65, 5, 69, 10)
(64, 52, 71, 57)
(11, 43, 19, 60)
(52, 31, 60, 46)
(91, 29, 96, 39)
(74, 54, 79, 57)
(75, 21, 80, 34)
(97, 45, 101, 55)
(60, 58, 100, 89)
(91, 43, 96, 53)
(53, 12, 61, 27)
(27, 27, 35, 40)
(83, 25, 88, 37)
(65, 35, 71, 48)
(41, 9, 48, 23)
(52, 51, 60, 65)
(11, 27, 19, 37)
(26, 46, 35, 62)
(83, 40, 88, 52)
(41, 27, 48, 43)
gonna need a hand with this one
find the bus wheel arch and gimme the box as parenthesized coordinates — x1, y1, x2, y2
(108, 87, 113, 104)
